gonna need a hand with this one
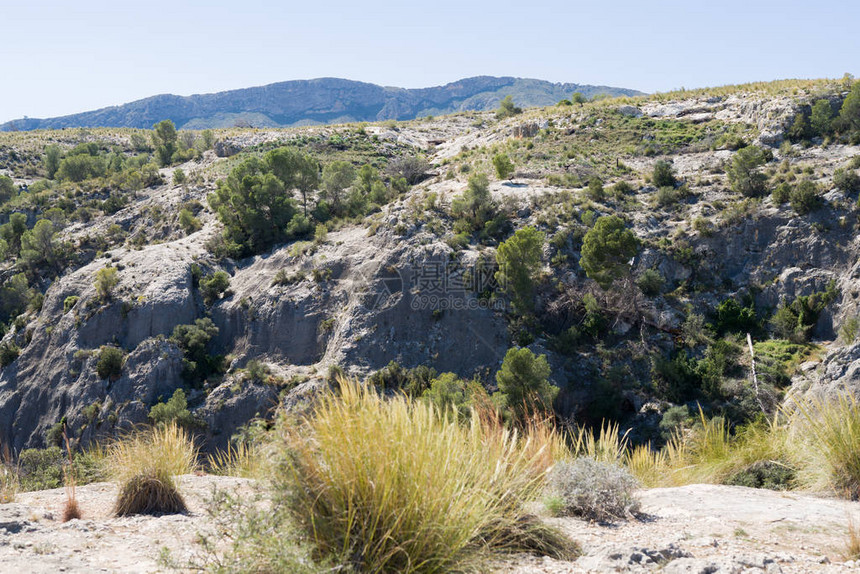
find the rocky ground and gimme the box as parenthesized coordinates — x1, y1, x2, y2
(1, 476, 858, 573)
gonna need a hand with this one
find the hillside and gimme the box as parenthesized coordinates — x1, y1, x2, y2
(4, 74, 860, 570)
(0, 76, 857, 461)
(0, 76, 643, 131)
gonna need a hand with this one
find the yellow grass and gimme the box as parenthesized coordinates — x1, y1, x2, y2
(277, 378, 577, 573)
(106, 423, 198, 516)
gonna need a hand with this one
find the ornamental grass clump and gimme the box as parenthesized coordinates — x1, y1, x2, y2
(107, 422, 197, 516)
(275, 378, 577, 573)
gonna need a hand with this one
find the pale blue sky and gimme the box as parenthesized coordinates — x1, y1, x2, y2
(1, 0, 858, 122)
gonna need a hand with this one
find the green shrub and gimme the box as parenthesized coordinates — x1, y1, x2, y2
(727, 146, 771, 197)
(171, 318, 222, 385)
(834, 168, 860, 193)
(94, 266, 119, 301)
(654, 186, 679, 207)
(580, 216, 639, 289)
(367, 361, 436, 398)
(495, 226, 545, 314)
(63, 295, 79, 313)
(96, 346, 125, 379)
(586, 177, 605, 201)
(17, 447, 64, 491)
(451, 173, 496, 233)
(495, 95, 522, 119)
(494, 347, 557, 422)
(652, 350, 701, 403)
(772, 182, 791, 204)
(492, 153, 514, 179)
(714, 297, 758, 335)
(725, 460, 795, 490)
(769, 284, 837, 342)
(651, 160, 676, 188)
(841, 317, 860, 344)
(178, 209, 201, 235)
(789, 180, 820, 215)
(421, 373, 485, 421)
(612, 181, 633, 196)
(636, 269, 664, 296)
(149, 388, 199, 429)
(0, 342, 20, 368)
(199, 271, 230, 305)
(545, 457, 640, 521)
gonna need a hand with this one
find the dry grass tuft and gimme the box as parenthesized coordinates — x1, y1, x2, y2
(61, 425, 82, 522)
(788, 394, 860, 498)
(114, 475, 187, 516)
(846, 515, 860, 562)
(277, 377, 578, 573)
(107, 422, 197, 516)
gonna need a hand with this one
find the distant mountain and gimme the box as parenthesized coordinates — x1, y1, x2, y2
(0, 76, 644, 131)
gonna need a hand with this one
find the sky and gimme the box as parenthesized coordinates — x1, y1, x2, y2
(1, 0, 858, 122)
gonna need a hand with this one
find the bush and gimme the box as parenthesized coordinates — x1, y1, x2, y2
(494, 347, 557, 422)
(451, 173, 495, 233)
(367, 361, 436, 397)
(17, 447, 64, 491)
(834, 168, 860, 193)
(171, 318, 222, 384)
(714, 297, 758, 335)
(727, 146, 771, 197)
(199, 270, 230, 305)
(636, 269, 664, 296)
(94, 266, 119, 301)
(278, 379, 576, 573)
(96, 346, 125, 380)
(652, 160, 676, 188)
(492, 153, 514, 179)
(495, 95, 522, 119)
(725, 460, 795, 490)
(63, 295, 79, 314)
(494, 226, 545, 314)
(149, 388, 198, 429)
(789, 180, 820, 215)
(0, 342, 20, 368)
(580, 216, 639, 289)
(772, 182, 791, 204)
(654, 186, 679, 207)
(546, 457, 640, 521)
(108, 423, 197, 516)
(586, 177, 605, 201)
(178, 209, 201, 235)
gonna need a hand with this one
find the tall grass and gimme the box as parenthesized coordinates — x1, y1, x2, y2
(276, 378, 578, 573)
(107, 422, 198, 516)
(0, 442, 17, 503)
(788, 394, 860, 498)
(207, 441, 268, 479)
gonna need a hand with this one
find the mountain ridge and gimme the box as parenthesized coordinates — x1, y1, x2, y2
(0, 76, 643, 131)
